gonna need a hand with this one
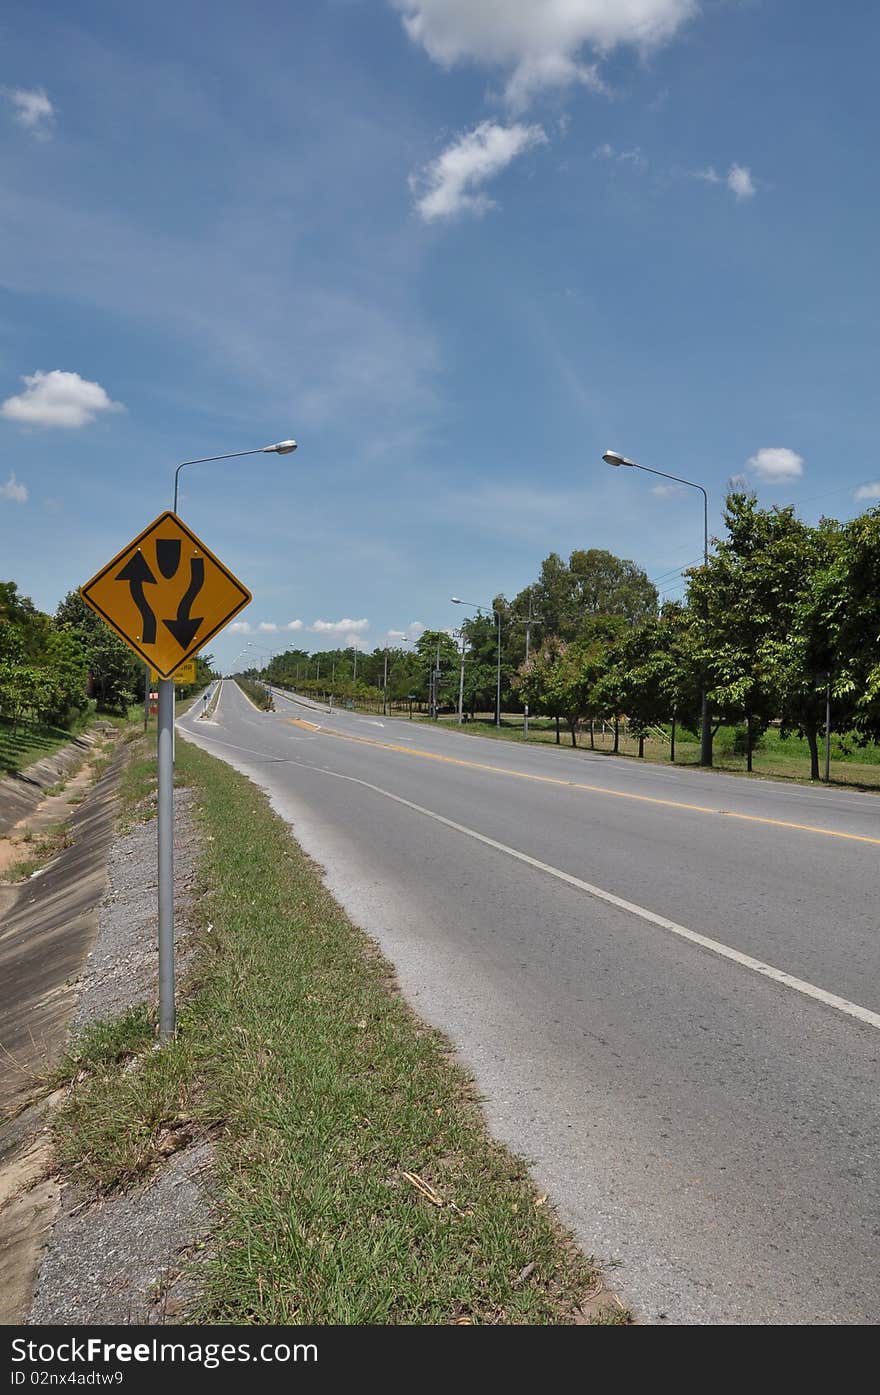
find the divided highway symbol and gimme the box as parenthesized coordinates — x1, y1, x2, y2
(80, 511, 251, 677)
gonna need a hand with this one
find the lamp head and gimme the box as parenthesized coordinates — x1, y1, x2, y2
(602, 449, 631, 468)
(450, 596, 462, 604)
(266, 439, 298, 455)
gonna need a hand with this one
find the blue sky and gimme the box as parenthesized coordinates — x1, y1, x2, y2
(2, 0, 878, 667)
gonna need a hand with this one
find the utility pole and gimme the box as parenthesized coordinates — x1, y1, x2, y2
(824, 675, 832, 784)
(383, 650, 388, 716)
(433, 633, 442, 720)
(520, 590, 542, 740)
(456, 628, 466, 724)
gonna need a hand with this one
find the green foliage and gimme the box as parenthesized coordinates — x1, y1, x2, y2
(55, 590, 143, 714)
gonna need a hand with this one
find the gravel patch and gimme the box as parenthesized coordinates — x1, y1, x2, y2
(31, 785, 214, 1326)
(30, 1142, 213, 1325)
(73, 787, 201, 1028)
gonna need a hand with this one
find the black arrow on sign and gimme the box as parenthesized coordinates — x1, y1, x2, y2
(116, 551, 158, 643)
(163, 556, 205, 649)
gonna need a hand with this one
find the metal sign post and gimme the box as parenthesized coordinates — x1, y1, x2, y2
(157, 677, 176, 1039)
(80, 511, 252, 1044)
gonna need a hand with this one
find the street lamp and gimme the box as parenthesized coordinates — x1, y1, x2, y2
(451, 597, 502, 727)
(173, 439, 297, 513)
(602, 448, 712, 767)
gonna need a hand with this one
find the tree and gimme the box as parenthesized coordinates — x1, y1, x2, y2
(520, 548, 658, 650)
(516, 638, 592, 746)
(55, 591, 142, 713)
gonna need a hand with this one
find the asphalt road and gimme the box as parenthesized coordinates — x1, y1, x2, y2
(179, 681, 880, 1324)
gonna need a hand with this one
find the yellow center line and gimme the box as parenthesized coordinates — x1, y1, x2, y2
(285, 718, 880, 847)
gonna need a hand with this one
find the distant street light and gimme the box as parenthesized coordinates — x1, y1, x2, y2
(173, 439, 297, 513)
(451, 597, 502, 727)
(602, 448, 712, 767)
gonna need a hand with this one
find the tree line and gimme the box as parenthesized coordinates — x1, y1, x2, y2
(0, 583, 214, 734)
(258, 493, 880, 777)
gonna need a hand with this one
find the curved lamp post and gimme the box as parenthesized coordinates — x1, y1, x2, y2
(156, 439, 295, 1040)
(602, 449, 712, 767)
(173, 439, 297, 513)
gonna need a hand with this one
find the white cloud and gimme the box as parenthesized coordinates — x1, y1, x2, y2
(257, 621, 279, 633)
(6, 87, 54, 136)
(411, 120, 547, 222)
(385, 621, 426, 644)
(651, 483, 682, 497)
(286, 619, 304, 631)
(229, 621, 252, 633)
(309, 618, 370, 635)
(0, 369, 125, 428)
(746, 447, 803, 482)
(727, 163, 755, 200)
(0, 472, 28, 503)
(854, 482, 880, 501)
(392, 0, 697, 107)
(693, 163, 756, 198)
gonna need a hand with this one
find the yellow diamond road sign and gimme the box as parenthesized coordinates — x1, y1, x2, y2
(81, 512, 251, 679)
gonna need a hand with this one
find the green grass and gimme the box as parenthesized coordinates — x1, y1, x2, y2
(234, 677, 272, 711)
(49, 1005, 155, 1087)
(0, 713, 93, 777)
(405, 712, 880, 791)
(53, 733, 625, 1325)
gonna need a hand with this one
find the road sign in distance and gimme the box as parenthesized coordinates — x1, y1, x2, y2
(150, 659, 197, 685)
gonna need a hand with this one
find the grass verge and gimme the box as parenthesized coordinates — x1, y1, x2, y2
(0, 711, 95, 777)
(53, 733, 625, 1325)
(234, 677, 272, 711)
(404, 713, 880, 790)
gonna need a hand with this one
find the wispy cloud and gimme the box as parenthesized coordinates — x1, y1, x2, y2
(1, 369, 125, 428)
(5, 86, 55, 137)
(257, 621, 279, 633)
(651, 483, 682, 497)
(593, 142, 648, 170)
(411, 121, 547, 222)
(0, 472, 28, 503)
(693, 163, 757, 199)
(854, 482, 880, 501)
(286, 619, 304, 631)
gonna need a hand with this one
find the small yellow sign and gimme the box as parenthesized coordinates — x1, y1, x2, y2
(81, 512, 251, 678)
(150, 659, 197, 685)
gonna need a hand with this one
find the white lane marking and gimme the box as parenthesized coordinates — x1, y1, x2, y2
(329, 772, 880, 1030)
(177, 725, 880, 1033)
